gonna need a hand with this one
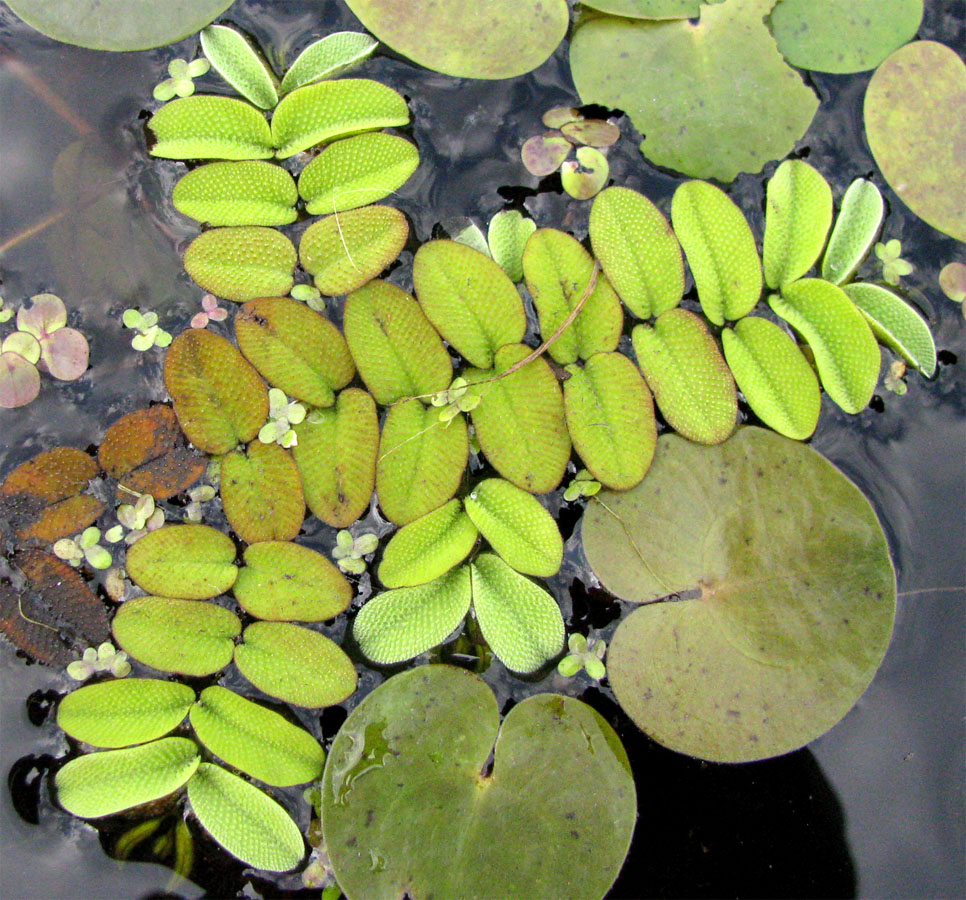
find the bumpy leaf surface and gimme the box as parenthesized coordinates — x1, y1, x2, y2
(280, 32, 379, 94)
(821, 179, 884, 285)
(184, 226, 296, 301)
(149, 96, 273, 160)
(125, 524, 238, 600)
(200, 25, 279, 109)
(173, 161, 298, 226)
(487, 211, 536, 283)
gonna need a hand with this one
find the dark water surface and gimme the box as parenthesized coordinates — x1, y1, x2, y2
(1, 1, 964, 898)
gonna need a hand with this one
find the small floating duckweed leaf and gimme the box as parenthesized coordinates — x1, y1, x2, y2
(763, 159, 833, 289)
(190, 686, 325, 787)
(200, 25, 279, 109)
(299, 133, 420, 215)
(173, 162, 298, 226)
(487, 210, 536, 283)
(939, 262, 966, 306)
(0, 351, 40, 408)
(271, 79, 410, 159)
(521, 132, 572, 177)
(589, 186, 683, 319)
(233, 541, 352, 621)
(57, 679, 195, 749)
(671, 180, 762, 324)
(153, 57, 210, 102)
(235, 621, 357, 707)
(259, 388, 306, 449)
(343, 280, 452, 405)
(56, 737, 201, 819)
(187, 762, 305, 871)
(184, 226, 296, 301)
(874, 239, 914, 286)
(299, 205, 408, 295)
(148, 96, 274, 160)
(822, 179, 885, 285)
(16, 293, 89, 381)
(353, 566, 473, 664)
(413, 240, 527, 369)
(560, 119, 620, 148)
(884, 359, 908, 395)
(557, 632, 607, 680)
(112, 597, 241, 676)
(721, 316, 821, 440)
(280, 32, 379, 94)
(563, 351, 657, 490)
(560, 146, 609, 200)
(632, 309, 737, 445)
(123, 309, 172, 352)
(125, 524, 238, 600)
(770, 278, 881, 414)
(842, 283, 936, 377)
(563, 468, 602, 502)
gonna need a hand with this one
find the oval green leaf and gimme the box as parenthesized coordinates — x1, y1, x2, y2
(184, 226, 296, 301)
(200, 25, 279, 109)
(280, 32, 379, 94)
(561, 146, 610, 201)
(487, 210, 536, 283)
(578, 0, 704, 16)
(821, 179, 885, 285)
(172, 161, 298, 227)
(148, 96, 273, 160)
(125, 524, 238, 600)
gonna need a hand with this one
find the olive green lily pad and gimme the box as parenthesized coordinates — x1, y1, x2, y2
(521, 132, 572, 177)
(354, 567, 474, 664)
(864, 41, 966, 242)
(56, 738, 201, 819)
(561, 119, 621, 148)
(280, 32, 379, 95)
(200, 25, 279, 109)
(292, 388, 379, 528)
(322, 666, 636, 900)
(563, 351, 657, 490)
(487, 211, 536, 283)
(522, 228, 623, 365)
(821, 179, 884, 285)
(172, 162, 298, 227)
(769, 278, 881, 414)
(570, 0, 819, 181)
(376, 398, 468, 525)
(190, 686, 325, 787)
(235, 621, 357, 708)
(464, 479, 562, 577)
(588, 186, 683, 319)
(581, 428, 896, 762)
(125, 524, 238, 600)
(57, 679, 195, 749)
(299, 206, 409, 296)
(184, 226, 296, 301)
(187, 762, 305, 872)
(343, 280, 452, 405)
(378, 500, 479, 588)
(721, 316, 821, 440)
(561, 147, 610, 201)
(113, 597, 241, 677)
(298, 133, 420, 215)
(632, 310, 737, 445)
(340, 0, 569, 79)
(234, 541, 352, 621)
(271, 79, 410, 159)
(578, 0, 711, 17)
(148, 96, 273, 160)
(768, 0, 923, 74)
(413, 240, 527, 369)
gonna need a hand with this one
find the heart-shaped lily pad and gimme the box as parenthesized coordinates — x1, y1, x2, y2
(172, 162, 298, 226)
(184, 226, 296, 301)
(582, 428, 896, 762)
(561, 119, 621, 148)
(280, 32, 379, 95)
(561, 147, 610, 201)
(821, 179, 884, 285)
(322, 665, 636, 900)
(149, 96, 274, 160)
(521, 132, 572, 177)
(200, 25, 279, 109)
(125, 524, 238, 600)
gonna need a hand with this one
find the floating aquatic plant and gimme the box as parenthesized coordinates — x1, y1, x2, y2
(280, 32, 378, 94)
(563, 469, 602, 502)
(259, 388, 306, 448)
(557, 633, 607, 680)
(331, 529, 378, 575)
(67, 642, 131, 681)
(104, 492, 166, 545)
(123, 308, 172, 351)
(875, 239, 914, 286)
(190, 294, 228, 329)
(0, 296, 12, 324)
(53, 527, 112, 570)
(200, 25, 278, 109)
(153, 57, 211, 102)
(884, 359, 908, 395)
(939, 262, 966, 318)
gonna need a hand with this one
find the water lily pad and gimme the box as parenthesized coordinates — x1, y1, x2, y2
(187, 762, 305, 871)
(234, 541, 352, 621)
(464, 479, 562, 577)
(864, 41, 966, 242)
(354, 567, 474, 664)
(125, 524, 238, 600)
(671, 180, 762, 325)
(521, 132, 572, 177)
(280, 32, 379, 94)
(768, 0, 923, 74)
(112, 597, 241, 676)
(560, 147, 610, 200)
(376, 398, 469, 525)
(413, 240, 527, 369)
(0, 351, 40, 409)
(149, 96, 274, 160)
(632, 309, 737, 445)
(589, 186, 684, 319)
(343, 280, 452, 404)
(570, 0, 819, 181)
(769, 278, 881, 414)
(190, 685, 325, 786)
(582, 428, 896, 762)
(57, 679, 195, 749)
(173, 162, 298, 226)
(341, 0, 569, 79)
(322, 665, 635, 900)
(563, 351, 657, 490)
(561, 119, 621, 148)
(271, 79, 410, 159)
(464, 344, 571, 494)
(184, 226, 296, 301)
(235, 621, 357, 707)
(721, 316, 821, 440)
(56, 737, 201, 819)
(299, 206, 408, 296)
(164, 329, 269, 455)
(821, 179, 884, 285)
(578, 0, 709, 16)
(939, 262, 966, 304)
(487, 211, 535, 283)
(298, 133, 420, 215)
(522, 228, 623, 365)
(200, 25, 279, 109)
(236, 296, 354, 407)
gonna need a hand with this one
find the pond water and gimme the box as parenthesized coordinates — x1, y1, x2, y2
(0, 1, 964, 898)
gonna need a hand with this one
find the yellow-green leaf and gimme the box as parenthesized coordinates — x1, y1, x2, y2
(125, 524, 238, 600)
(148, 96, 273, 160)
(821, 178, 884, 285)
(280, 32, 379, 94)
(200, 24, 279, 109)
(183, 226, 296, 301)
(487, 210, 536, 282)
(172, 161, 297, 226)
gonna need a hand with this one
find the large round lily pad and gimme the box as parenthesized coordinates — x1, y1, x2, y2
(322, 665, 636, 900)
(581, 428, 896, 762)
